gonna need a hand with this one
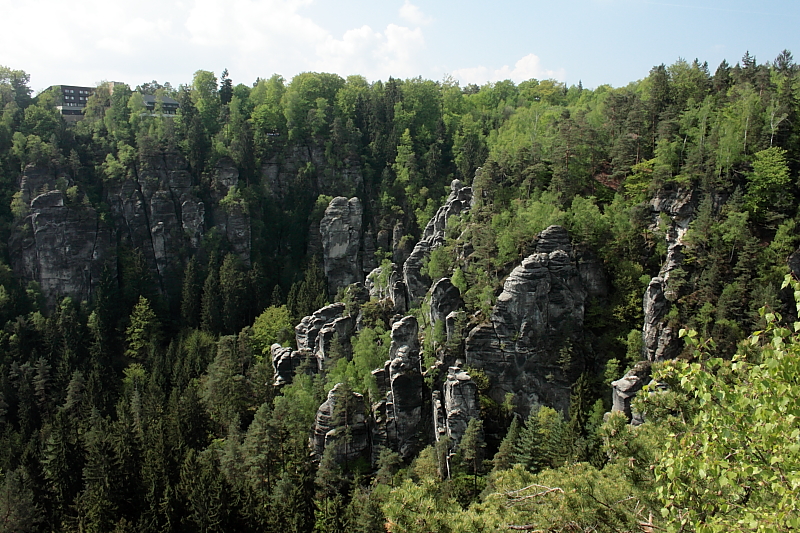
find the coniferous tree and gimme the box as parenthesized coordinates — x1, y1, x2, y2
(201, 263, 223, 336)
(125, 296, 160, 362)
(181, 257, 202, 329)
(492, 416, 521, 472)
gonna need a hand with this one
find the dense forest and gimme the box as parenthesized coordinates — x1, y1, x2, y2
(1, 50, 799, 532)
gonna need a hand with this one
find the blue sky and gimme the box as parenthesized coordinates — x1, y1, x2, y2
(1, 0, 797, 93)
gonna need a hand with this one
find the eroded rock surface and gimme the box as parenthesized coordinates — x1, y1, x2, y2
(9, 189, 115, 309)
(381, 316, 424, 460)
(642, 188, 697, 361)
(611, 361, 652, 425)
(403, 180, 473, 307)
(465, 225, 586, 415)
(320, 197, 363, 296)
(429, 278, 463, 328)
(433, 362, 479, 446)
(311, 383, 370, 463)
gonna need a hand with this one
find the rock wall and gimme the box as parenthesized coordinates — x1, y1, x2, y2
(611, 361, 652, 425)
(261, 145, 363, 201)
(464, 225, 587, 415)
(319, 197, 363, 297)
(642, 188, 696, 361)
(311, 383, 370, 463)
(9, 189, 115, 309)
(433, 362, 479, 446)
(403, 180, 473, 307)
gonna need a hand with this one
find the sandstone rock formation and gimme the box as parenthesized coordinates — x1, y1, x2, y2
(366, 263, 407, 314)
(208, 158, 251, 266)
(319, 197, 363, 296)
(611, 361, 652, 425)
(428, 278, 463, 328)
(311, 383, 370, 463)
(9, 189, 115, 309)
(465, 225, 586, 415)
(403, 180, 473, 307)
(642, 188, 697, 361)
(371, 315, 425, 460)
(261, 144, 363, 201)
(433, 362, 479, 446)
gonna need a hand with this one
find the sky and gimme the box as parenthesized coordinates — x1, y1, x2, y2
(1, 0, 798, 94)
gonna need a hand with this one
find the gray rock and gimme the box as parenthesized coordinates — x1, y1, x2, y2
(209, 158, 251, 266)
(315, 315, 355, 367)
(386, 316, 424, 460)
(464, 225, 585, 415)
(181, 199, 205, 248)
(260, 144, 363, 201)
(439, 363, 480, 446)
(429, 278, 463, 328)
(575, 245, 608, 299)
(640, 188, 697, 361)
(365, 263, 407, 314)
(319, 197, 363, 296)
(311, 383, 370, 463)
(295, 302, 346, 353)
(403, 180, 473, 307)
(271, 344, 300, 386)
(642, 278, 680, 361)
(9, 190, 115, 309)
(611, 361, 652, 424)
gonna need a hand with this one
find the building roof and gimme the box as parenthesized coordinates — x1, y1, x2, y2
(142, 94, 179, 106)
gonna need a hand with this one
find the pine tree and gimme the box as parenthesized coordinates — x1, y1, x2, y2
(200, 264, 223, 335)
(181, 257, 201, 329)
(219, 254, 247, 334)
(459, 418, 485, 493)
(492, 416, 521, 472)
(125, 296, 160, 362)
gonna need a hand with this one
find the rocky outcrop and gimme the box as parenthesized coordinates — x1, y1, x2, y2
(296, 303, 346, 353)
(311, 383, 370, 463)
(575, 245, 609, 300)
(372, 316, 424, 460)
(320, 197, 363, 296)
(9, 189, 115, 309)
(433, 362, 479, 446)
(366, 263, 407, 314)
(104, 150, 203, 292)
(208, 158, 251, 266)
(464, 225, 586, 415)
(261, 145, 363, 201)
(429, 278, 463, 328)
(271, 344, 303, 386)
(611, 361, 652, 425)
(403, 180, 473, 307)
(641, 188, 697, 361)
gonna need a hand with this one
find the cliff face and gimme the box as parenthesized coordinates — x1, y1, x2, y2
(641, 188, 696, 361)
(9, 155, 251, 308)
(319, 197, 363, 297)
(261, 145, 363, 201)
(403, 180, 473, 307)
(311, 383, 370, 464)
(9, 189, 115, 309)
(465, 225, 587, 415)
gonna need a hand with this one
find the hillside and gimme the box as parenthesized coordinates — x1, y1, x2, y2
(0, 51, 799, 531)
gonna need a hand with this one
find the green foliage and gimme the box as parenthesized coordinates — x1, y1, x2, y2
(644, 294, 800, 532)
(125, 296, 159, 361)
(251, 305, 294, 354)
(325, 326, 390, 399)
(744, 146, 792, 219)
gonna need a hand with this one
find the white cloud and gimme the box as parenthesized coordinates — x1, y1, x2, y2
(399, 0, 432, 26)
(0, 0, 431, 91)
(452, 53, 566, 85)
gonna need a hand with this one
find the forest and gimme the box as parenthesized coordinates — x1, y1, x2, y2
(0, 50, 799, 532)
